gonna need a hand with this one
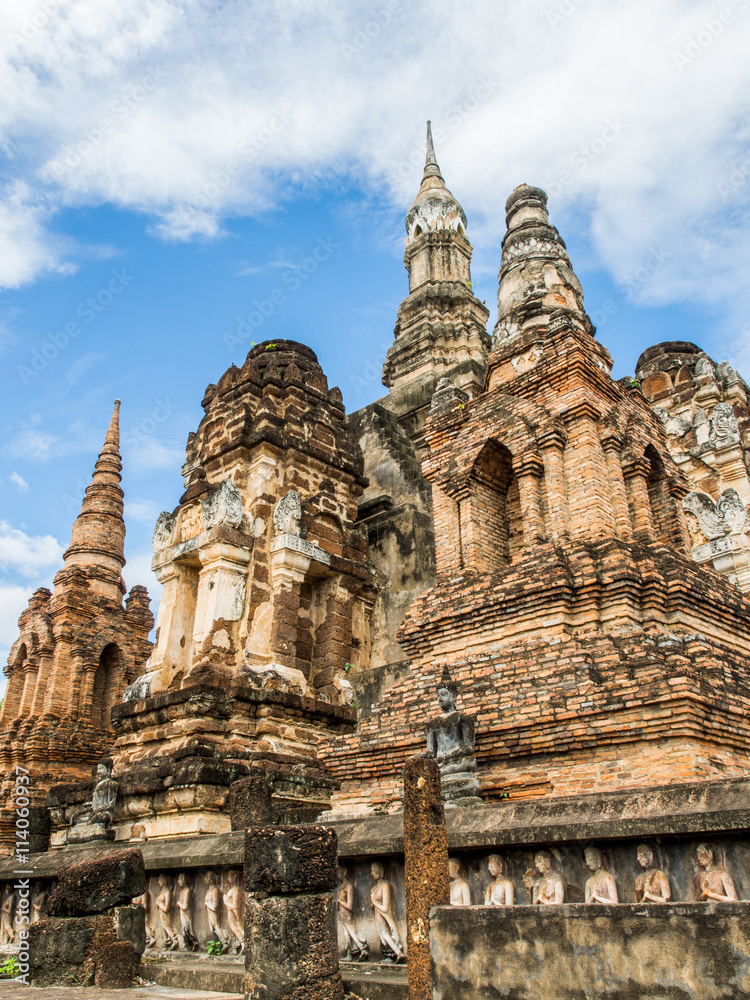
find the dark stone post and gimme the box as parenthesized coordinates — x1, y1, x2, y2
(244, 825, 344, 1000)
(403, 755, 450, 1000)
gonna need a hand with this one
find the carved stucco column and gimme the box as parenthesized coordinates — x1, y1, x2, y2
(193, 544, 251, 648)
(149, 560, 200, 691)
(622, 459, 655, 541)
(601, 436, 633, 542)
(513, 452, 546, 546)
(539, 429, 569, 543)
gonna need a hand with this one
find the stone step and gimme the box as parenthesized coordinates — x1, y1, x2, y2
(143, 955, 407, 999)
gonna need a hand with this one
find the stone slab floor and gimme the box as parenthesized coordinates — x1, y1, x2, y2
(0, 983, 238, 1000)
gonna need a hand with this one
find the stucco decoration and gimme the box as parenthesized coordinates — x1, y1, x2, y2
(201, 479, 244, 531)
(152, 511, 176, 552)
(273, 490, 302, 536)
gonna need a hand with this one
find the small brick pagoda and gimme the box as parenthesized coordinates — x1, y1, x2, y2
(0, 402, 153, 852)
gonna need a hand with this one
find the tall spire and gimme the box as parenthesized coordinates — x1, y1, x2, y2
(423, 120, 442, 180)
(62, 399, 126, 600)
(405, 122, 467, 246)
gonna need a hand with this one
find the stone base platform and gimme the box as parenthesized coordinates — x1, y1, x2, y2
(0, 982, 238, 999)
(143, 952, 407, 999)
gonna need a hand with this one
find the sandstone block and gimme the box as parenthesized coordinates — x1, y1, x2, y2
(29, 911, 141, 989)
(244, 825, 337, 895)
(230, 773, 273, 830)
(48, 847, 146, 916)
(244, 892, 343, 1000)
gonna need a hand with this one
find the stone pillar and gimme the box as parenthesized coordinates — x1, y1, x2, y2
(430, 484, 463, 576)
(668, 481, 692, 554)
(18, 660, 39, 717)
(513, 453, 546, 545)
(403, 756, 450, 1000)
(540, 430, 569, 543)
(244, 825, 343, 1000)
(29, 650, 53, 717)
(0, 667, 25, 725)
(623, 459, 655, 541)
(601, 437, 633, 541)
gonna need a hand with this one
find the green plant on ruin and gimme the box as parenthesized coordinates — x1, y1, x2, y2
(206, 939, 225, 955)
(0, 957, 20, 978)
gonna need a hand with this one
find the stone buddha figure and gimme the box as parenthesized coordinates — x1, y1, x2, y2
(695, 843, 738, 902)
(485, 854, 514, 906)
(634, 844, 671, 903)
(70, 755, 118, 843)
(532, 851, 565, 905)
(584, 847, 618, 905)
(426, 668, 482, 806)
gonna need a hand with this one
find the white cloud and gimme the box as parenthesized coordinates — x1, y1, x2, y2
(0, 521, 64, 578)
(0, 582, 33, 681)
(124, 498, 160, 522)
(0, 0, 749, 346)
(123, 548, 162, 618)
(9, 471, 28, 490)
(123, 436, 184, 472)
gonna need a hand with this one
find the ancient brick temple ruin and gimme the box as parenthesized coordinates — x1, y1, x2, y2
(0, 402, 153, 852)
(3, 124, 750, 998)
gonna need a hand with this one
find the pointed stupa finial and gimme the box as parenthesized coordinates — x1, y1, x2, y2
(95, 398, 122, 474)
(423, 120, 442, 180)
(62, 399, 126, 598)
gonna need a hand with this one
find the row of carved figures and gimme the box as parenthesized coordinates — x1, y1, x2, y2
(335, 842, 741, 962)
(136, 871, 244, 953)
(0, 882, 48, 946)
(451, 843, 740, 907)
(338, 863, 405, 963)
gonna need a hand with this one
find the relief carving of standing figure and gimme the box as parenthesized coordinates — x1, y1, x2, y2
(634, 844, 671, 903)
(695, 843, 738, 902)
(135, 889, 156, 948)
(155, 874, 179, 950)
(0, 887, 15, 945)
(204, 871, 227, 949)
(223, 871, 244, 954)
(337, 865, 369, 962)
(31, 882, 48, 923)
(484, 854, 514, 906)
(448, 858, 471, 906)
(369, 863, 404, 964)
(584, 847, 618, 905)
(176, 873, 198, 952)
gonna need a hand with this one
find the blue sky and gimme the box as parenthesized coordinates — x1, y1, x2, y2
(1, 0, 750, 684)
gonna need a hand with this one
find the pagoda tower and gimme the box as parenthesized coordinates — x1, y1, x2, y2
(380, 121, 491, 453)
(0, 401, 153, 852)
(327, 183, 750, 809)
